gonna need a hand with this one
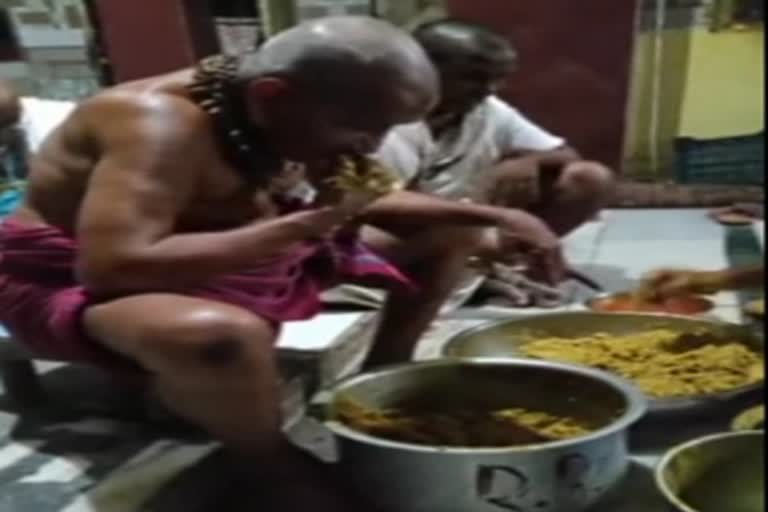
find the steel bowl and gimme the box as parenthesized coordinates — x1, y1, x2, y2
(442, 312, 764, 416)
(325, 358, 647, 512)
(657, 431, 764, 512)
(584, 292, 715, 316)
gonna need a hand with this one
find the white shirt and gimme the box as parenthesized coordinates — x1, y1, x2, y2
(19, 97, 76, 154)
(377, 96, 565, 200)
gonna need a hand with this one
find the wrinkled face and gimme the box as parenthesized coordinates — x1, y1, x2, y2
(433, 54, 516, 119)
(244, 76, 435, 162)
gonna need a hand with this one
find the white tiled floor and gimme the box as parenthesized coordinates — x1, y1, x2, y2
(599, 208, 728, 242)
(277, 313, 365, 351)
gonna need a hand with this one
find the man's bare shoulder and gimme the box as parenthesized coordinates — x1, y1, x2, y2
(75, 89, 209, 142)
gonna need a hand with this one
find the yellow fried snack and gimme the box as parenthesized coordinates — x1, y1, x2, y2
(521, 330, 764, 398)
(326, 156, 403, 197)
(335, 397, 594, 447)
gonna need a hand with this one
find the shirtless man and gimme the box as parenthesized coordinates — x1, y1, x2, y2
(379, 19, 616, 237)
(0, 17, 563, 509)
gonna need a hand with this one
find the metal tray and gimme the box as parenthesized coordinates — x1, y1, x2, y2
(442, 312, 764, 416)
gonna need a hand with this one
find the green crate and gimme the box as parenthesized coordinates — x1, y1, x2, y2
(675, 132, 764, 185)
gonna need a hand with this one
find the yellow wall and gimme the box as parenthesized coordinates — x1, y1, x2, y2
(625, 29, 692, 177)
(625, 24, 764, 177)
(679, 27, 765, 138)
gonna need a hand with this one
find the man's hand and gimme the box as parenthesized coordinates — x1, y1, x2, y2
(308, 157, 398, 222)
(638, 269, 727, 300)
(480, 210, 566, 285)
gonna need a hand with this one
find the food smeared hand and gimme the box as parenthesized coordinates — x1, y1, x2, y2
(638, 269, 727, 301)
(322, 155, 404, 219)
(480, 210, 566, 286)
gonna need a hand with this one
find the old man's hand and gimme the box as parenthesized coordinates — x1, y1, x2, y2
(481, 210, 566, 286)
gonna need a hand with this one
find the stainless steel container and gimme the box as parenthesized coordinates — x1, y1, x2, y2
(442, 312, 764, 416)
(325, 359, 647, 512)
(657, 431, 764, 512)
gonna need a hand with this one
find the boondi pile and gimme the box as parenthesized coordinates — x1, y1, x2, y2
(522, 330, 764, 398)
(336, 398, 595, 447)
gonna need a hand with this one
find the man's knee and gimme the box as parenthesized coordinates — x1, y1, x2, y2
(560, 161, 615, 200)
(91, 300, 276, 373)
(145, 308, 274, 371)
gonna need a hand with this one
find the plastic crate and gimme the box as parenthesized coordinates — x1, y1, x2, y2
(675, 132, 764, 185)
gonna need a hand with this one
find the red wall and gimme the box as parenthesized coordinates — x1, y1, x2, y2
(445, 0, 639, 170)
(92, 0, 219, 83)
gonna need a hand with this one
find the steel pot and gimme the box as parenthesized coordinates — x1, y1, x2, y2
(324, 359, 647, 512)
(442, 312, 764, 416)
(657, 431, 764, 512)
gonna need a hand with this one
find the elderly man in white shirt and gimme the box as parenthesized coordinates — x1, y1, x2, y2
(379, 19, 615, 237)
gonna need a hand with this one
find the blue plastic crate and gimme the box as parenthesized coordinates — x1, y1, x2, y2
(675, 132, 764, 185)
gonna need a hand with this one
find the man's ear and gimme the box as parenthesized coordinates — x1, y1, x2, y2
(246, 77, 292, 101)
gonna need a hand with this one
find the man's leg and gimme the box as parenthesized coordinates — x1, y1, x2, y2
(533, 161, 615, 235)
(487, 159, 615, 236)
(83, 294, 361, 510)
(360, 225, 484, 367)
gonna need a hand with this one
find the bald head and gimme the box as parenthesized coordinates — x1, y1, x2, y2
(240, 16, 438, 108)
(234, 17, 440, 160)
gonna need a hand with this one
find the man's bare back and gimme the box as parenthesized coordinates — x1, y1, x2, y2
(18, 70, 276, 235)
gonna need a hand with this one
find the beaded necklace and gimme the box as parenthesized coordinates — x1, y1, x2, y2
(186, 54, 284, 187)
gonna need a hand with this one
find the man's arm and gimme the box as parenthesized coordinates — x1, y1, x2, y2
(719, 266, 765, 290)
(361, 190, 566, 284)
(361, 190, 503, 228)
(76, 95, 349, 295)
(640, 266, 765, 299)
(502, 146, 581, 168)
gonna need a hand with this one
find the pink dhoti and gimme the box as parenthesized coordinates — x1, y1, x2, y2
(0, 220, 409, 369)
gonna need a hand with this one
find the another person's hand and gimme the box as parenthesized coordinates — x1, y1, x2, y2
(639, 269, 728, 300)
(482, 210, 566, 285)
